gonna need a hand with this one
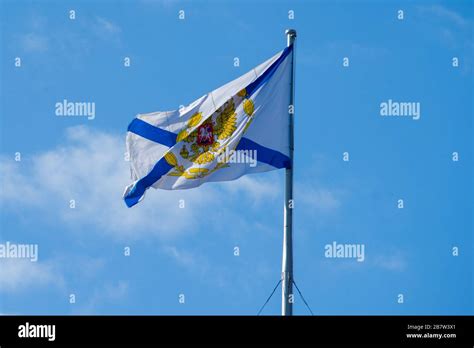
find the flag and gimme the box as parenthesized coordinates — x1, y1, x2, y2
(124, 45, 293, 207)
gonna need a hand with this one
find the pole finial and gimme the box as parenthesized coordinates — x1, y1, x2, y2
(285, 29, 297, 37)
(285, 29, 297, 47)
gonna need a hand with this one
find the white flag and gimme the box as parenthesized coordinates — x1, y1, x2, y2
(124, 45, 293, 207)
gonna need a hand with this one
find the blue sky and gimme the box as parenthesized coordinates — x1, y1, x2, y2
(0, 0, 472, 315)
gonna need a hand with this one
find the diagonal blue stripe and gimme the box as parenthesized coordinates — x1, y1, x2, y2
(245, 44, 293, 97)
(124, 136, 290, 208)
(127, 118, 290, 170)
(128, 118, 177, 147)
(236, 137, 291, 169)
(127, 119, 290, 170)
(124, 157, 174, 208)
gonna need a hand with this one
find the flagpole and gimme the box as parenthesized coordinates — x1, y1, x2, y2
(282, 28, 296, 316)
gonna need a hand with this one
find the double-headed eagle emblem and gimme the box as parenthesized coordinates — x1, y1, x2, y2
(164, 89, 255, 179)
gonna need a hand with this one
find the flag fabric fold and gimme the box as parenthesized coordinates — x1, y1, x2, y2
(124, 45, 293, 207)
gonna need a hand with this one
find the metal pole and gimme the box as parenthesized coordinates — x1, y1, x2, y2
(282, 28, 296, 316)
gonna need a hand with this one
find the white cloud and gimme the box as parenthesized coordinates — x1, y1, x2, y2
(0, 126, 277, 242)
(373, 252, 407, 272)
(74, 280, 129, 314)
(20, 32, 49, 52)
(420, 5, 469, 28)
(0, 259, 63, 293)
(162, 246, 197, 268)
(1, 126, 203, 240)
(298, 186, 342, 213)
(220, 174, 280, 203)
(15, 14, 122, 61)
(103, 280, 129, 301)
(96, 17, 122, 35)
(93, 17, 122, 44)
(160, 245, 213, 280)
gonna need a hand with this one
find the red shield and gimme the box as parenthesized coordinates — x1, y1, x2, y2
(197, 123, 214, 146)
